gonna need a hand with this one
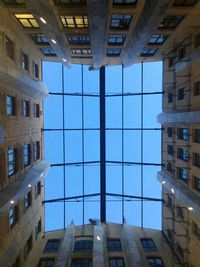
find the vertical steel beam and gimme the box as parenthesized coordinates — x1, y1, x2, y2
(100, 66, 106, 222)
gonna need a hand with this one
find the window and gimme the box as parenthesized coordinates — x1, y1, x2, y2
(176, 205, 184, 219)
(113, 0, 137, 5)
(167, 127, 173, 137)
(167, 229, 173, 240)
(140, 238, 157, 252)
(23, 100, 30, 117)
(25, 191, 32, 209)
(194, 33, 200, 48)
(176, 242, 184, 258)
(173, 0, 197, 6)
(71, 259, 92, 267)
(141, 49, 157, 57)
(15, 14, 39, 28)
(60, 16, 88, 28)
(37, 258, 55, 267)
(34, 103, 40, 118)
(177, 128, 189, 141)
(194, 129, 200, 143)
(167, 162, 172, 173)
(177, 87, 185, 100)
(34, 141, 40, 161)
(177, 47, 186, 60)
(168, 92, 173, 103)
(158, 15, 184, 29)
(44, 239, 60, 253)
(193, 81, 200, 95)
(35, 219, 42, 239)
(33, 62, 39, 79)
(193, 176, 200, 191)
(110, 14, 132, 29)
(67, 35, 90, 45)
(71, 48, 91, 56)
(192, 221, 200, 240)
(108, 35, 126, 45)
(36, 181, 41, 197)
(5, 35, 14, 59)
(6, 95, 16, 116)
(168, 57, 174, 68)
(107, 239, 122, 251)
(25, 235, 33, 257)
(9, 205, 18, 227)
(167, 144, 174, 156)
(167, 196, 172, 207)
(7, 148, 17, 176)
(177, 167, 189, 181)
(30, 33, 49, 45)
(40, 48, 56, 57)
(54, 0, 86, 4)
(109, 258, 125, 267)
(24, 144, 31, 167)
(148, 34, 168, 45)
(177, 148, 189, 161)
(147, 257, 165, 267)
(21, 52, 29, 70)
(194, 152, 200, 167)
(74, 240, 93, 251)
(107, 48, 121, 57)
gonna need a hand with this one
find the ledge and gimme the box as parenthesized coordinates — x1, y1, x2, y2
(157, 111, 200, 124)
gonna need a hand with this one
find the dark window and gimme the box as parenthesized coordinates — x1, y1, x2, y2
(193, 176, 200, 191)
(25, 191, 32, 209)
(60, 16, 88, 28)
(30, 33, 49, 45)
(167, 196, 172, 207)
(167, 127, 173, 137)
(108, 35, 126, 45)
(177, 167, 189, 181)
(21, 52, 29, 70)
(148, 34, 168, 45)
(33, 63, 39, 78)
(71, 48, 91, 56)
(23, 100, 30, 117)
(5, 35, 14, 59)
(194, 81, 200, 95)
(167, 162, 172, 173)
(177, 128, 189, 141)
(173, 0, 197, 6)
(168, 57, 174, 68)
(15, 14, 39, 28)
(140, 238, 157, 252)
(141, 48, 157, 57)
(194, 129, 200, 143)
(147, 257, 165, 267)
(158, 15, 184, 29)
(194, 152, 200, 167)
(36, 181, 41, 196)
(34, 103, 40, 118)
(177, 47, 186, 60)
(192, 221, 200, 240)
(34, 141, 40, 161)
(195, 33, 200, 48)
(35, 219, 42, 239)
(176, 242, 184, 258)
(168, 92, 173, 103)
(177, 148, 189, 161)
(167, 229, 173, 240)
(9, 205, 18, 227)
(177, 87, 185, 100)
(6, 95, 16, 116)
(44, 239, 61, 253)
(37, 258, 55, 267)
(107, 239, 122, 251)
(24, 144, 31, 167)
(110, 14, 132, 29)
(7, 148, 17, 176)
(109, 258, 125, 267)
(113, 0, 137, 5)
(71, 259, 92, 267)
(25, 235, 33, 256)
(107, 48, 121, 57)
(167, 144, 174, 156)
(40, 48, 56, 57)
(74, 240, 93, 251)
(67, 35, 90, 45)
(176, 205, 184, 219)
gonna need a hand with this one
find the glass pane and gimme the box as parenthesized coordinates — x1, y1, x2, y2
(43, 62, 62, 92)
(45, 202, 64, 231)
(44, 96, 63, 129)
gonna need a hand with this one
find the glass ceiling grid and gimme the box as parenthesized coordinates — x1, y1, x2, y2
(43, 62, 162, 230)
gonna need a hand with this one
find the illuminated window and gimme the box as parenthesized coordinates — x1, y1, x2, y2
(67, 35, 90, 45)
(74, 240, 93, 251)
(140, 238, 157, 252)
(15, 14, 39, 28)
(9, 205, 18, 227)
(110, 14, 132, 29)
(158, 15, 184, 29)
(113, 0, 137, 5)
(40, 48, 56, 57)
(147, 257, 165, 267)
(109, 258, 125, 267)
(30, 33, 49, 45)
(141, 48, 157, 57)
(107, 239, 122, 251)
(44, 239, 60, 252)
(21, 52, 29, 71)
(25, 191, 32, 209)
(148, 34, 168, 44)
(23, 100, 30, 117)
(7, 148, 17, 176)
(5, 35, 14, 60)
(108, 35, 126, 45)
(71, 48, 91, 56)
(173, 0, 197, 6)
(38, 258, 55, 267)
(6, 96, 16, 116)
(177, 167, 189, 181)
(34, 141, 40, 161)
(107, 48, 121, 57)
(60, 16, 88, 28)
(71, 259, 92, 267)
(177, 147, 189, 161)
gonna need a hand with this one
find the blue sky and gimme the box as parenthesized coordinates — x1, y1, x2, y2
(43, 61, 162, 231)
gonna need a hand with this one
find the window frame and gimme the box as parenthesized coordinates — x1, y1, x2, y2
(158, 15, 184, 29)
(148, 34, 168, 45)
(140, 238, 157, 252)
(73, 239, 93, 252)
(6, 95, 16, 116)
(109, 257, 125, 267)
(67, 35, 90, 45)
(146, 256, 165, 267)
(24, 190, 32, 210)
(21, 51, 29, 71)
(113, 0, 137, 6)
(107, 48, 121, 57)
(43, 239, 61, 253)
(177, 128, 189, 141)
(107, 239, 122, 252)
(23, 100, 30, 117)
(34, 141, 40, 161)
(15, 14, 39, 28)
(60, 15, 88, 28)
(24, 144, 31, 167)
(9, 205, 18, 228)
(5, 35, 15, 60)
(110, 14, 132, 30)
(108, 34, 126, 45)
(7, 148, 17, 176)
